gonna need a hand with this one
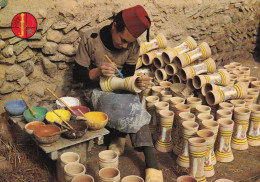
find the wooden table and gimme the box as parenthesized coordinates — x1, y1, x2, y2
(9, 116, 109, 181)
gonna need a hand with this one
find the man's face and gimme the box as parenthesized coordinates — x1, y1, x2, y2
(111, 22, 136, 49)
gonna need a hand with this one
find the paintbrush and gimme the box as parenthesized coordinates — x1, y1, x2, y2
(104, 55, 124, 79)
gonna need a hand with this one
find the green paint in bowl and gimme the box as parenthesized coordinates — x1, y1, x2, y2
(23, 107, 48, 122)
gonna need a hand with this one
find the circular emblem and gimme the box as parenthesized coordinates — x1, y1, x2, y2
(11, 12, 37, 39)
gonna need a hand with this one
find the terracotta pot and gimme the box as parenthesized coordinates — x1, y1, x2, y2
(219, 102, 234, 112)
(180, 58, 216, 81)
(230, 99, 246, 108)
(188, 137, 207, 182)
(162, 36, 197, 64)
(247, 104, 260, 146)
(215, 118, 234, 162)
(165, 63, 179, 76)
(169, 97, 185, 111)
(139, 33, 167, 56)
(121, 175, 144, 182)
(146, 96, 160, 134)
(177, 175, 198, 182)
(176, 42, 211, 68)
(151, 86, 165, 96)
(187, 97, 202, 114)
(197, 113, 214, 126)
(239, 66, 250, 78)
(64, 162, 86, 182)
(201, 120, 219, 165)
(231, 107, 251, 150)
(100, 76, 142, 93)
(216, 109, 233, 120)
(160, 90, 172, 103)
(197, 129, 215, 177)
(155, 110, 174, 152)
(247, 88, 259, 104)
(99, 167, 120, 182)
(177, 121, 199, 168)
(229, 62, 241, 68)
(71, 174, 94, 182)
(171, 74, 183, 83)
(99, 150, 119, 169)
(206, 82, 248, 106)
(159, 81, 171, 91)
(195, 105, 211, 117)
(155, 68, 168, 81)
(193, 69, 230, 89)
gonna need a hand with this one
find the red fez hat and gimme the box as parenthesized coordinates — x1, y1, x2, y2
(122, 5, 151, 38)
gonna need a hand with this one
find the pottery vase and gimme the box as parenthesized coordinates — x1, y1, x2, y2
(180, 58, 216, 81)
(247, 104, 260, 146)
(139, 33, 167, 56)
(187, 97, 202, 114)
(100, 76, 142, 93)
(206, 82, 248, 106)
(155, 110, 174, 152)
(197, 129, 215, 177)
(215, 118, 234, 162)
(177, 121, 199, 168)
(188, 137, 207, 182)
(231, 107, 251, 150)
(162, 36, 197, 64)
(176, 42, 211, 69)
(193, 69, 230, 89)
(201, 120, 219, 165)
(146, 96, 160, 134)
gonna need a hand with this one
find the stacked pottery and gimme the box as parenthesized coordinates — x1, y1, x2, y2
(153, 52, 165, 69)
(231, 107, 251, 150)
(197, 129, 215, 177)
(246, 77, 258, 86)
(216, 109, 233, 120)
(247, 104, 260, 146)
(155, 68, 168, 81)
(177, 121, 199, 168)
(172, 104, 191, 155)
(251, 80, 260, 89)
(177, 176, 198, 182)
(155, 110, 174, 152)
(64, 162, 86, 182)
(247, 88, 259, 104)
(244, 96, 254, 108)
(165, 63, 179, 76)
(99, 150, 119, 169)
(180, 58, 216, 81)
(151, 86, 165, 96)
(197, 113, 214, 127)
(229, 74, 237, 85)
(154, 102, 170, 140)
(239, 66, 250, 78)
(230, 100, 246, 108)
(172, 74, 183, 83)
(201, 120, 219, 165)
(160, 90, 172, 103)
(187, 97, 202, 114)
(141, 82, 154, 97)
(175, 42, 211, 68)
(100, 76, 142, 93)
(162, 36, 197, 64)
(159, 81, 171, 91)
(193, 69, 230, 89)
(169, 97, 185, 111)
(232, 70, 244, 80)
(121, 175, 144, 182)
(219, 102, 234, 112)
(188, 137, 207, 182)
(224, 64, 236, 73)
(139, 33, 167, 56)
(99, 167, 120, 182)
(201, 83, 225, 96)
(146, 96, 160, 134)
(215, 118, 234, 162)
(195, 105, 211, 117)
(229, 62, 241, 68)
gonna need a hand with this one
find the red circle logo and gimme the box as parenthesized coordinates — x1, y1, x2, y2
(11, 12, 37, 39)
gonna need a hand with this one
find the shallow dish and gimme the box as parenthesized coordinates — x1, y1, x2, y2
(4, 100, 27, 116)
(33, 125, 61, 144)
(25, 121, 46, 135)
(84, 111, 108, 130)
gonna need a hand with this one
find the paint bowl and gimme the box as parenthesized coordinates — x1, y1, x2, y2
(45, 109, 71, 124)
(62, 120, 88, 139)
(33, 124, 61, 145)
(84, 112, 108, 130)
(56, 97, 80, 109)
(4, 100, 27, 116)
(24, 121, 46, 135)
(23, 107, 48, 122)
(69, 106, 91, 117)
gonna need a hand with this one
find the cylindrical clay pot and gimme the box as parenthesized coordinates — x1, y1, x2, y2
(71, 174, 94, 182)
(99, 150, 119, 169)
(177, 175, 198, 182)
(99, 167, 120, 182)
(247, 104, 260, 146)
(187, 97, 202, 114)
(121, 175, 144, 182)
(146, 96, 160, 134)
(64, 162, 86, 182)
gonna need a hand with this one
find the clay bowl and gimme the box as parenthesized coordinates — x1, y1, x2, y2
(56, 97, 80, 109)
(33, 125, 61, 145)
(69, 106, 91, 117)
(84, 111, 108, 130)
(25, 121, 46, 135)
(23, 107, 48, 122)
(4, 100, 27, 116)
(62, 120, 88, 139)
(45, 109, 71, 124)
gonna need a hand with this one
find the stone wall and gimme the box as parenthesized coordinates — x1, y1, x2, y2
(0, 0, 259, 113)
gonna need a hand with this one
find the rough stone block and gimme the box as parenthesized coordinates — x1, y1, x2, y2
(40, 18, 56, 34)
(5, 65, 25, 81)
(58, 44, 76, 56)
(2, 45, 13, 58)
(0, 55, 16, 65)
(13, 41, 28, 56)
(20, 60, 34, 76)
(8, 37, 22, 45)
(52, 21, 68, 30)
(46, 29, 63, 43)
(16, 48, 34, 63)
(61, 30, 79, 44)
(0, 81, 15, 94)
(42, 42, 58, 55)
(0, 29, 15, 39)
(42, 57, 57, 78)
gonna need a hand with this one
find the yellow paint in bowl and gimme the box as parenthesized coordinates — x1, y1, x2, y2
(45, 109, 71, 123)
(84, 111, 108, 130)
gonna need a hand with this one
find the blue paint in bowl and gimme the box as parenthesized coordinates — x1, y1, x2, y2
(23, 107, 48, 122)
(4, 100, 27, 116)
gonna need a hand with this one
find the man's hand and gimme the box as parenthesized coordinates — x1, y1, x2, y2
(99, 62, 117, 77)
(136, 74, 152, 90)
